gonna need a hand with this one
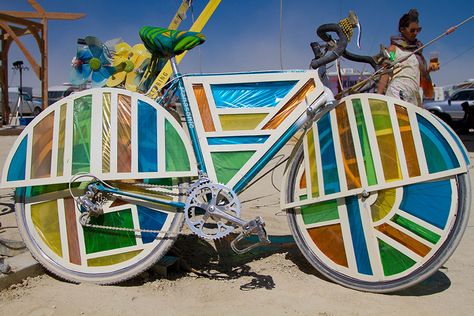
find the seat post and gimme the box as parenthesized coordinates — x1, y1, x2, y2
(170, 56, 180, 77)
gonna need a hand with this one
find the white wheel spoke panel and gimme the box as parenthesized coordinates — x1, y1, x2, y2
(2, 88, 193, 283)
(283, 94, 471, 292)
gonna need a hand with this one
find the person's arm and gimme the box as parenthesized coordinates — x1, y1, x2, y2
(376, 45, 396, 94)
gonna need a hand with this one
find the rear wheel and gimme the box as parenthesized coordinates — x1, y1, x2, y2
(15, 180, 184, 284)
(286, 146, 470, 293)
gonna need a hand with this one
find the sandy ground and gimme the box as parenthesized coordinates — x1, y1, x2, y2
(0, 133, 474, 316)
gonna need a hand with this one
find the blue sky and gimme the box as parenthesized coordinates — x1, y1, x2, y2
(2, 0, 473, 93)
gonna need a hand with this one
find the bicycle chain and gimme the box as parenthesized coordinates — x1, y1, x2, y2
(78, 182, 186, 236)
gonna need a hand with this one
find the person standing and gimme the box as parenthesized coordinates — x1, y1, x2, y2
(377, 9, 439, 107)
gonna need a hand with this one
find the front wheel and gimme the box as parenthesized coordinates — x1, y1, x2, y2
(286, 146, 470, 293)
(15, 180, 184, 284)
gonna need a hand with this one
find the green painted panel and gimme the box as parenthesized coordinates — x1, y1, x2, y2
(391, 214, 441, 244)
(301, 199, 339, 225)
(378, 238, 416, 276)
(352, 99, 377, 185)
(83, 209, 136, 254)
(27, 182, 84, 197)
(211, 151, 255, 184)
(72, 95, 92, 174)
(165, 120, 190, 171)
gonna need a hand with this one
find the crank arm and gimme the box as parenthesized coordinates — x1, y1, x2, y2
(204, 205, 270, 254)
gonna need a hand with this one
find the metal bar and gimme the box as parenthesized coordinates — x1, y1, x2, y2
(171, 57, 207, 172)
(93, 183, 186, 209)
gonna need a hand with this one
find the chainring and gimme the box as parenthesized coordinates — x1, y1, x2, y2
(184, 181, 241, 240)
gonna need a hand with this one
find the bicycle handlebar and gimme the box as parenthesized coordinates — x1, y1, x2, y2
(342, 50, 378, 70)
(310, 23, 348, 70)
(310, 12, 382, 71)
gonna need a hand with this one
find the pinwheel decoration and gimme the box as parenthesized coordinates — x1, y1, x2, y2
(70, 36, 116, 87)
(106, 42, 151, 92)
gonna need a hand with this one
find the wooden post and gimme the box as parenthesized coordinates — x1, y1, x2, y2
(0, 1, 84, 122)
(1, 35, 12, 125)
(41, 19, 47, 109)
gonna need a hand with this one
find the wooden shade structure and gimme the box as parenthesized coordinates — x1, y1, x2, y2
(0, 0, 84, 124)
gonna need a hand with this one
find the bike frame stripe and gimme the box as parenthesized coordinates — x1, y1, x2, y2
(207, 135, 269, 145)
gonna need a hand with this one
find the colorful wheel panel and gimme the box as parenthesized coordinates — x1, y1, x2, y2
(15, 180, 183, 284)
(287, 147, 470, 291)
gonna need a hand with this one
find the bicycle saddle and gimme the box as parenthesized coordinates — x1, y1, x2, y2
(139, 26, 205, 58)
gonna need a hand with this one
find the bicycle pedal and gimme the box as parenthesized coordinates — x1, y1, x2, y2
(230, 216, 270, 255)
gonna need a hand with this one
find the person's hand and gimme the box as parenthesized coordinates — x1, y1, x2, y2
(428, 62, 440, 72)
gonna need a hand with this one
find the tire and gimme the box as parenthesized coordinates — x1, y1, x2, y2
(33, 107, 42, 117)
(286, 146, 470, 293)
(429, 110, 452, 125)
(15, 180, 184, 284)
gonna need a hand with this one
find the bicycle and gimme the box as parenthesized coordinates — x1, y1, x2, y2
(1, 12, 470, 293)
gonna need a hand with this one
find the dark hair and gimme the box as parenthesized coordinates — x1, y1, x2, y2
(399, 9, 419, 32)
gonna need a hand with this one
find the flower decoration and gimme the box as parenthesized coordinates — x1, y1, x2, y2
(106, 42, 151, 92)
(69, 36, 116, 87)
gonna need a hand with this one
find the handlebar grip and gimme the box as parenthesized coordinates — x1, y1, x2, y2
(310, 23, 348, 70)
(342, 50, 378, 70)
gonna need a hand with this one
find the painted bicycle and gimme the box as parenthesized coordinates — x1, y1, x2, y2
(0, 12, 470, 293)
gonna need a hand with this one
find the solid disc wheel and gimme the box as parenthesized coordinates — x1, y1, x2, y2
(15, 181, 183, 284)
(286, 147, 470, 293)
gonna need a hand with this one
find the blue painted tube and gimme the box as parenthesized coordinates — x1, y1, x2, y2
(176, 76, 207, 173)
(94, 183, 185, 209)
(233, 114, 308, 193)
(207, 135, 269, 145)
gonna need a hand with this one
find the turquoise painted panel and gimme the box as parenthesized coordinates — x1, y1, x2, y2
(433, 115, 469, 166)
(7, 136, 28, 181)
(137, 100, 158, 172)
(207, 135, 269, 145)
(211, 81, 297, 108)
(417, 115, 459, 173)
(318, 113, 340, 194)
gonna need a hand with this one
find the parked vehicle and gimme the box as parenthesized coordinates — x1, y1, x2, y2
(7, 87, 43, 116)
(48, 85, 80, 105)
(424, 88, 474, 124)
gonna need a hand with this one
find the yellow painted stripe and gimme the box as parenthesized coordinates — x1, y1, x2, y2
(102, 93, 112, 173)
(146, 0, 222, 99)
(306, 128, 319, 197)
(31, 200, 62, 258)
(57, 104, 67, 176)
(87, 250, 142, 267)
(219, 113, 267, 131)
(168, 0, 191, 30)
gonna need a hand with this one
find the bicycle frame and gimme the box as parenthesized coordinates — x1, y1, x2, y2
(174, 59, 332, 191)
(87, 57, 334, 209)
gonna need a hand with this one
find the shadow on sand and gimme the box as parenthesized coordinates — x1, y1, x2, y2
(121, 234, 451, 295)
